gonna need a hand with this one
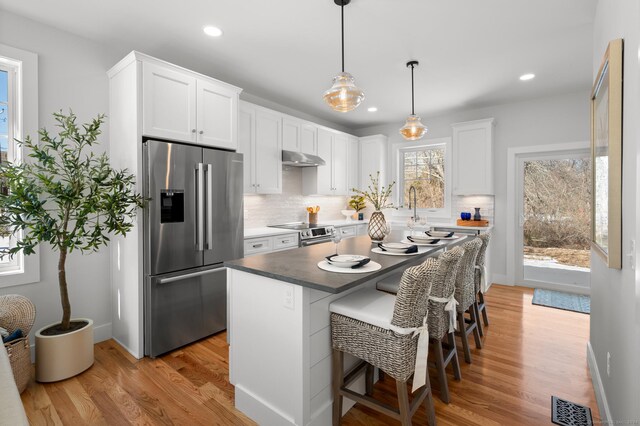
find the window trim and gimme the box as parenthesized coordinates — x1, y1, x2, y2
(391, 136, 452, 220)
(0, 44, 39, 288)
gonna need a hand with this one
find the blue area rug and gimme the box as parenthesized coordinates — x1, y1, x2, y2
(532, 289, 590, 314)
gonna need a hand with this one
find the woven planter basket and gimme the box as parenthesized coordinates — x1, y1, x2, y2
(0, 294, 36, 394)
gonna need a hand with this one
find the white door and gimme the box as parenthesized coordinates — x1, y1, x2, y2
(282, 118, 300, 152)
(300, 123, 318, 155)
(196, 80, 238, 150)
(316, 129, 334, 195)
(332, 134, 349, 195)
(142, 62, 197, 142)
(254, 110, 282, 194)
(238, 104, 255, 194)
(514, 149, 591, 293)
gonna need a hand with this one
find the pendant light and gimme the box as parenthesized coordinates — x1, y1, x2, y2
(323, 0, 365, 112)
(399, 61, 428, 140)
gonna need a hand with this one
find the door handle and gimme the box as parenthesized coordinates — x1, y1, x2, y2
(206, 163, 213, 250)
(158, 267, 224, 284)
(196, 163, 205, 251)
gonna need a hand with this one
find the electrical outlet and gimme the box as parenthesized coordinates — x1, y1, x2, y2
(283, 285, 294, 310)
(607, 352, 611, 377)
(628, 240, 636, 270)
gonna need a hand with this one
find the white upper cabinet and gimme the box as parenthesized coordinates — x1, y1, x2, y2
(300, 123, 318, 155)
(196, 80, 238, 150)
(303, 129, 351, 196)
(452, 118, 495, 195)
(347, 136, 359, 192)
(359, 134, 388, 190)
(141, 58, 241, 150)
(238, 101, 282, 194)
(282, 117, 301, 152)
(143, 62, 197, 142)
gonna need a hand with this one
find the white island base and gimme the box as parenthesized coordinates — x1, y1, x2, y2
(228, 269, 378, 426)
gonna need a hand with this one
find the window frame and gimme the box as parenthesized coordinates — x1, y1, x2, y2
(392, 136, 452, 220)
(0, 44, 39, 288)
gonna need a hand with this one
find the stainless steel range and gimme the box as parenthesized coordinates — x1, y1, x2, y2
(269, 222, 335, 247)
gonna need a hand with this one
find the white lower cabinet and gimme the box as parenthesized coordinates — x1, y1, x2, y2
(336, 225, 356, 238)
(244, 233, 298, 257)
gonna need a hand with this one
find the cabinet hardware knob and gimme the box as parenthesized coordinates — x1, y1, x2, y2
(199, 130, 204, 135)
(192, 129, 196, 133)
(253, 244, 262, 248)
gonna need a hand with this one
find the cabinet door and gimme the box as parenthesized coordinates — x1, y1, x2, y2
(197, 80, 238, 150)
(282, 117, 301, 152)
(315, 128, 334, 195)
(452, 119, 494, 195)
(238, 104, 255, 194)
(347, 136, 359, 192)
(332, 134, 349, 195)
(359, 135, 387, 190)
(143, 62, 197, 142)
(300, 123, 318, 155)
(254, 110, 282, 194)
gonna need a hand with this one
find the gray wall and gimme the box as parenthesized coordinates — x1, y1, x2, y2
(355, 91, 590, 284)
(590, 0, 640, 422)
(0, 11, 122, 343)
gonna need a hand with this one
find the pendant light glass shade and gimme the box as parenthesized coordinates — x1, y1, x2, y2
(323, 0, 364, 112)
(399, 114, 428, 140)
(323, 72, 365, 113)
(400, 60, 427, 140)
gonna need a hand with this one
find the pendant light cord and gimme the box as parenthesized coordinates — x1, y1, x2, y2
(411, 63, 415, 115)
(341, 2, 345, 72)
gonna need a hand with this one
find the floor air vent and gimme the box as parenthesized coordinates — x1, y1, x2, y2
(552, 396, 593, 426)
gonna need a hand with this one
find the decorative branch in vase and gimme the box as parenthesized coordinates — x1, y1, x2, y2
(351, 171, 396, 242)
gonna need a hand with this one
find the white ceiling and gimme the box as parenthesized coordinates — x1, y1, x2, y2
(0, 0, 597, 130)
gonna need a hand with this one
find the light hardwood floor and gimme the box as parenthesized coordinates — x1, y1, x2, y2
(21, 285, 600, 425)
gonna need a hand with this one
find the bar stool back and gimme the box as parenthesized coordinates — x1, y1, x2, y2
(474, 233, 492, 337)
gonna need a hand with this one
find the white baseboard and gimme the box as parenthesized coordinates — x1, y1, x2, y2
(587, 341, 612, 423)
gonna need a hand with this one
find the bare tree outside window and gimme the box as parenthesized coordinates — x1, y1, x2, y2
(401, 146, 445, 209)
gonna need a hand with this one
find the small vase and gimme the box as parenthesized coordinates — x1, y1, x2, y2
(358, 212, 364, 221)
(368, 211, 387, 242)
(473, 208, 481, 221)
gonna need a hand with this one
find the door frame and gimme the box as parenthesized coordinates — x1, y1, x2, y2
(506, 141, 590, 293)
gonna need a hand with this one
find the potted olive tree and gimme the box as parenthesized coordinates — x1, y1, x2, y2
(0, 111, 144, 382)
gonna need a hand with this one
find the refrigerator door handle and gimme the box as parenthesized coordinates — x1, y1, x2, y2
(158, 267, 223, 284)
(206, 163, 214, 250)
(196, 163, 205, 251)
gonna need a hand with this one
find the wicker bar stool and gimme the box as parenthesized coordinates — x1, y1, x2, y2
(454, 238, 483, 364)
(0, 295, 36, 393)
(330, 260, 438, 426)
(376, 247, 466, 404)
(474, 233, 492, 337)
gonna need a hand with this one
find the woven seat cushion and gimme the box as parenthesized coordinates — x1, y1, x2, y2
(330, 288, 397, 331)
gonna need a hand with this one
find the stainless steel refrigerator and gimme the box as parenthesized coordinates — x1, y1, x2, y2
(143, 140, 243, 357)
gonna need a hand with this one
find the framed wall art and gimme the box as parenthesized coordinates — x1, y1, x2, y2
(591, 38, 623, 269)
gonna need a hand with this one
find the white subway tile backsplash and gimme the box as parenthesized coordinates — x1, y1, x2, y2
(244, 167, 351, 228)
(453, 195, 494, 223)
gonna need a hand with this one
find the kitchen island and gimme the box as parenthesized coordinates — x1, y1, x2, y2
(225, 232, 465, 426)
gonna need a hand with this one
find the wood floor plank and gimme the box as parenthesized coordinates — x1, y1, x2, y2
(19, 284, 600, 426)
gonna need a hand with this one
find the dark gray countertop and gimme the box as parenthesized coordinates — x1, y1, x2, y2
(225, 231, 469, 294)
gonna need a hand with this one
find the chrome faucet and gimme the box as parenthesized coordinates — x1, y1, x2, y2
(408, 185, 418, 221)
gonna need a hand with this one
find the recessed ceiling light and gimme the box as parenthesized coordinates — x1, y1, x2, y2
(203, 26, 223, 37)
(519, 73, 535, 81)
(367, 107, 378, 112)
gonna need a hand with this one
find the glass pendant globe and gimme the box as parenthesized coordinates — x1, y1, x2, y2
(399, 114, 428, 140)
(323, 72, 365, 112)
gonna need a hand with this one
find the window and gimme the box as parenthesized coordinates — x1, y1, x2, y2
(395, 137, 451, 218)
(0, 45, 39, 287)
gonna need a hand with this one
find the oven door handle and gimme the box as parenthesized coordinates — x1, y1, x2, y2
(301, 238, 332, 247)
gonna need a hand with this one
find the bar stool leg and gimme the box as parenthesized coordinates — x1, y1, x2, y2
(458, 311, 472, 364)
(470, 307, 483, 349)
(396, 380, 412, 426)
(365, 363, 374, 396)
(332, 348, 344, 426)
(424, 373, 437, 426)
(432, 338, 450, 403)
(479, 292, 490, 326)
(447, 331, 462, 380)
(474, 300, 484, 337)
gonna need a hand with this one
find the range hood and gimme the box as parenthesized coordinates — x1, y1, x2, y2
(281, 150, 326, 167)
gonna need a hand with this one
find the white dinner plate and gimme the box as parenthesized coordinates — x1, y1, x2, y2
(401, 239, 444, 247)
(326, 254, 369, 268)
(371, 247, 425, 256)
(317, 260, 382, 274)
(377, 242, 412, 253)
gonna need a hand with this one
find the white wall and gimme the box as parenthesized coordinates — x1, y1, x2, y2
(355, 91, 590, 283)
(589, 0, 640, 423)
(0, 11, 122, 344)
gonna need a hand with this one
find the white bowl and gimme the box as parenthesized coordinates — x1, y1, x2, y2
(427, 231, 453, 238)
(379, 242, 412, 253)
(327, 254, 368, 268)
